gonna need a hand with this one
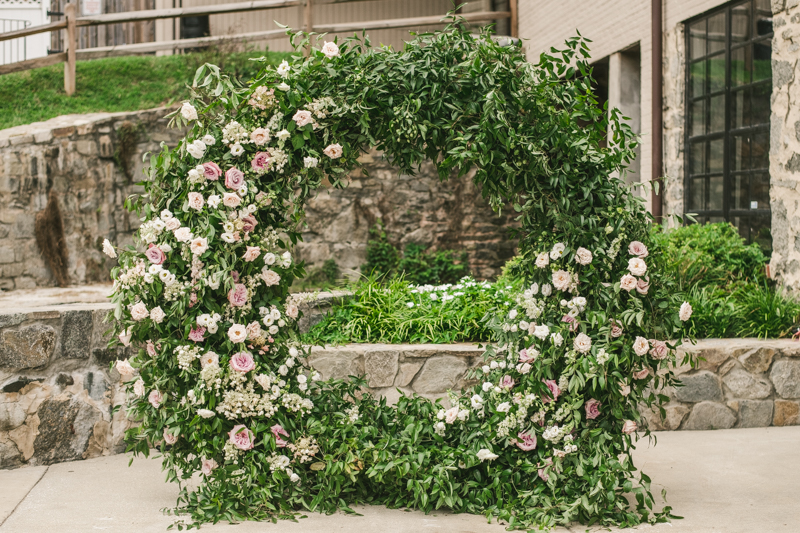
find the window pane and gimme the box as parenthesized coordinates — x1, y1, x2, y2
(690, 177, 706, 210)
(750, 215, 772, 251)
(756, 0, 773, 36)
(690, 141, 706, 175)
(753, 39, 771, 80)
(731, 3, 751, 44)
(690, 19, 707, 59)
(731, 135, 749, 171)
(708, 12, 727, 55)
(710, 94, 725, 132)
(691, 100, 706, 136)
(732, 173, 749, 209)
(751, 130, 769, 169)
(710, 138, 724, 172)
(709, 54, 726, 92)
(690, 61, 706, 97)
(731, 45, 751, 86)
(709, 175, 724, 209)
(752, 173, 770, 208)
(751, 82, 770, 125)
(731, 88, 751, 129)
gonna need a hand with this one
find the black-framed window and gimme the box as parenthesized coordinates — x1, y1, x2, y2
(685, 0, 773, 250)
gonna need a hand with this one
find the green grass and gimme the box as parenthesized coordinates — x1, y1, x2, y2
(0, 49, 290, 130)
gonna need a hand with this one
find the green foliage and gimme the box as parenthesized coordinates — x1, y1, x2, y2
(0, 49, 289, 129)
(654, 223, 799, 338)
(110, 17, 693, 532)
(361, 222, 400, 279)
(304, 276, 516, 345)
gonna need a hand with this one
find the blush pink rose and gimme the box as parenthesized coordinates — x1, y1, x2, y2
(636, 276, 650, 295)
(244, 246, 261, 262)
(228, 283, 248, 307)
(515, 431, 537, 451)
(286, 303, 299, 319)
(561, 314, 579, 332)
(230, 351, 255, 373)
(146, 340, 157, 357)
(633, 368, 651, 380)
(610, 319, 623, 338)
(628, 241, 649, 258)
(518, 348, 534, 363)
(585, 398, 601, 420)
(620, 274, 637, 292)
(649, 340, 669, 360)
(323, 143, 343, 159)
(224, 167, 245, 190)
(201, 458, 218, 475)
(622, 420, 638, 435)
(165, 218, 181, 231)
(542, 379, 561, 404)
(251, 151, 271, 173)
(246, 321, 262, 340)
(189, 326, 206, 342)
(228, 424, 255, 450)
(202, 162, 222, 180)
(187, 192, 204, 210)
(222, 192, 241, 208)
(242, 215, 258, 233)
(500, 375, 515, 390)
(271, 424, 290, 448)
(148, 390, 163, 408)
(163, 428, 178, 445)
(292, 110, 314, 128)
(145, 244, 165, 265)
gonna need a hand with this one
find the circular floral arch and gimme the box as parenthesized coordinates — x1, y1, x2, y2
(108, 18, 693, 530)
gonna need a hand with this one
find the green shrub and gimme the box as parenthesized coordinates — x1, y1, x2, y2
(361, 222, 400, 279)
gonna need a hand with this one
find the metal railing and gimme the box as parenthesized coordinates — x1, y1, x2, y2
(0, 0, 515, 94)
(0, 18, 30, 65)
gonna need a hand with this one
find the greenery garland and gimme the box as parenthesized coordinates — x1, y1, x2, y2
(106, 17, 694, 530)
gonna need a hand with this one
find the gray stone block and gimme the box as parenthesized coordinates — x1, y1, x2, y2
(723, 367, 773, 399)
(0, 324, 56, 369)
(411, 355, 468, 394)
(307, 350, 363, 381)
(84, 372, 109, 402)
(0, 400, 27, 431)
(738, 347, 776, 374)
(32, 398, 102, 465)
(737, 400, 774, 428)
(364, 350, 399, 388)
(674, 371, 723, 403)
(683, 402, 736, 430)
(61, 310, 93, 359)
(771, 360, 800, 398)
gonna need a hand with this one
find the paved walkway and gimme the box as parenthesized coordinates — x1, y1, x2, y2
(1, 427, 798, 533)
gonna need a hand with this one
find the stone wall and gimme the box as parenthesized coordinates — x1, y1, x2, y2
(0, 108, 183, 290)
(642, 338, 800, 430)
(768, 0, 800, 295)
(0, 111, 517, 290)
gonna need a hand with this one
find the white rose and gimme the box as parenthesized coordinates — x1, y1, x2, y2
(533, 324, 550, 340)
(628, 257, 647, 276)
(575, 247, 593, 265)
(181, 102, 198, 121)
(541, 284, 552, 297)
(190, 237, 208, 256)
(227, 323, 247, 343)
(150, 306, 165, 324)
(321, 40, 340, 58)
(552, 270, 571, 291)
(573, 332, 592, 353)
(535, 252, 550, 268)
(197, 409, 215, 419)
(278, 365, 288, 376)
(633, 336, 650, 356)
(303, 156, 319, 168)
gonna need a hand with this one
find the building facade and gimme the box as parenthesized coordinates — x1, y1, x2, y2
(519, 0, 800, 293)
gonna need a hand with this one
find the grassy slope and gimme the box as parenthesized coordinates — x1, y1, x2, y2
(0, 49, 291, 130)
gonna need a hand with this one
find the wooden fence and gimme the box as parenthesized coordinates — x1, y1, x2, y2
(0, 0, 515, 95)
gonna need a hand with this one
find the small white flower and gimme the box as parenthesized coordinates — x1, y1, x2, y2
(276, 129, 290, 141)
(102, 239, 116, 258)
(497, 402, 511, 413)
(278, 365, 288, 376)
(230, 143, 244, 157)
(197, 409, 215, 419)
(277, 82, 290, 91)
(541, 284, 552, 297)
(303, 156, 319, 169)
(277, 60, 291, 78)
(550, 242, 566, 260)
(187, 139, 206, 159)
(477, 449, 499, 462)
(160, 209, 173, 220)
(482, 365, 491, 374)
(207, 195, 221, 208)
(406, 302, 414, 308)
(202, 134, 215, 146)
(509, 309, 518, 320)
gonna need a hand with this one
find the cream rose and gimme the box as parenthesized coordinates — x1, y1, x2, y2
(573, 332, 592, 353)
(628, 257, 647, 276)
(632, 336, 650, 356)
(323, 143, 343, 159)
(250, 127, 270, 146)
(174, 227, 192, 242)
(131, 302, 149, 321)
(187, 192, 205, 211)
(222, 193, 241, 208)
(150, 306, 165, 323)
(552, 270, 571, 291)
(321, 40, 340, 58)
(620, 274, 637, 292)
(227, 323, 247, 343)
(535, 252, 549, 268)
(261, 268, 281, 286)
(575, 247, 593, 265)
(190, 237, 208, 256)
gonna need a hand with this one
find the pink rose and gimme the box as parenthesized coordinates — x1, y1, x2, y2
(187, 192, 204, 211)
(250, 128, 269, 146)
(202, 162, 222, 180)
(636, 276, 650, 295)
(622, 420, 638, 435)
(246, 321, 262, 340)
(542, 379, 561, 404)
(163, 428, 178, 445)
(561, 314, 579, 332)
(585, 398, 601, 420)
(610, 319, 623, 338)
(500, 375, 515, 390)
(222, 192, 241, 208)
(518, 348, 532, 363)
(633, 368, 651, 380)
(230, 351, 255, 373)
(251, 151, 271, 173)
(189, 326, 205, 342)
(620, 274, 637, 292)
(148, 390, 163, 408)
(323, 143, 343, 159)
(649, 340, 669, 360)
(515, 431, 537, 451)
(224, 167, 245, 190)
(242, 215, 258, 233)
(292, 110, 314, 128)
(228, 283, 248, 307)
(201, 458, 218, 475)
(228, 424, 255, 450)
(538, 468, 549, 482)
(244, 246, 261, 262)
(271, 424, 290, 448)
(146, 340, 157, 357)
(628, 241, 649, 258)
(145, 244, 165, 265)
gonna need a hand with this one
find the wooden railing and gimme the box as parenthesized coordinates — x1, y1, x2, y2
(0, 0, 513, 95)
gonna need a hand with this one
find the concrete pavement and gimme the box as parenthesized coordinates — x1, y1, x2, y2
(1, 427, 798, 533)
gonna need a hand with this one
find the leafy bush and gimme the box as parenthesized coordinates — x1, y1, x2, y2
(361, 222, 470, 285)
(654, 223, 800, 338)
(304, 276, 518, 345)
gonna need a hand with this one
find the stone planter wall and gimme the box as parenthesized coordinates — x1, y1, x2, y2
(642, 339, 800, 430)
